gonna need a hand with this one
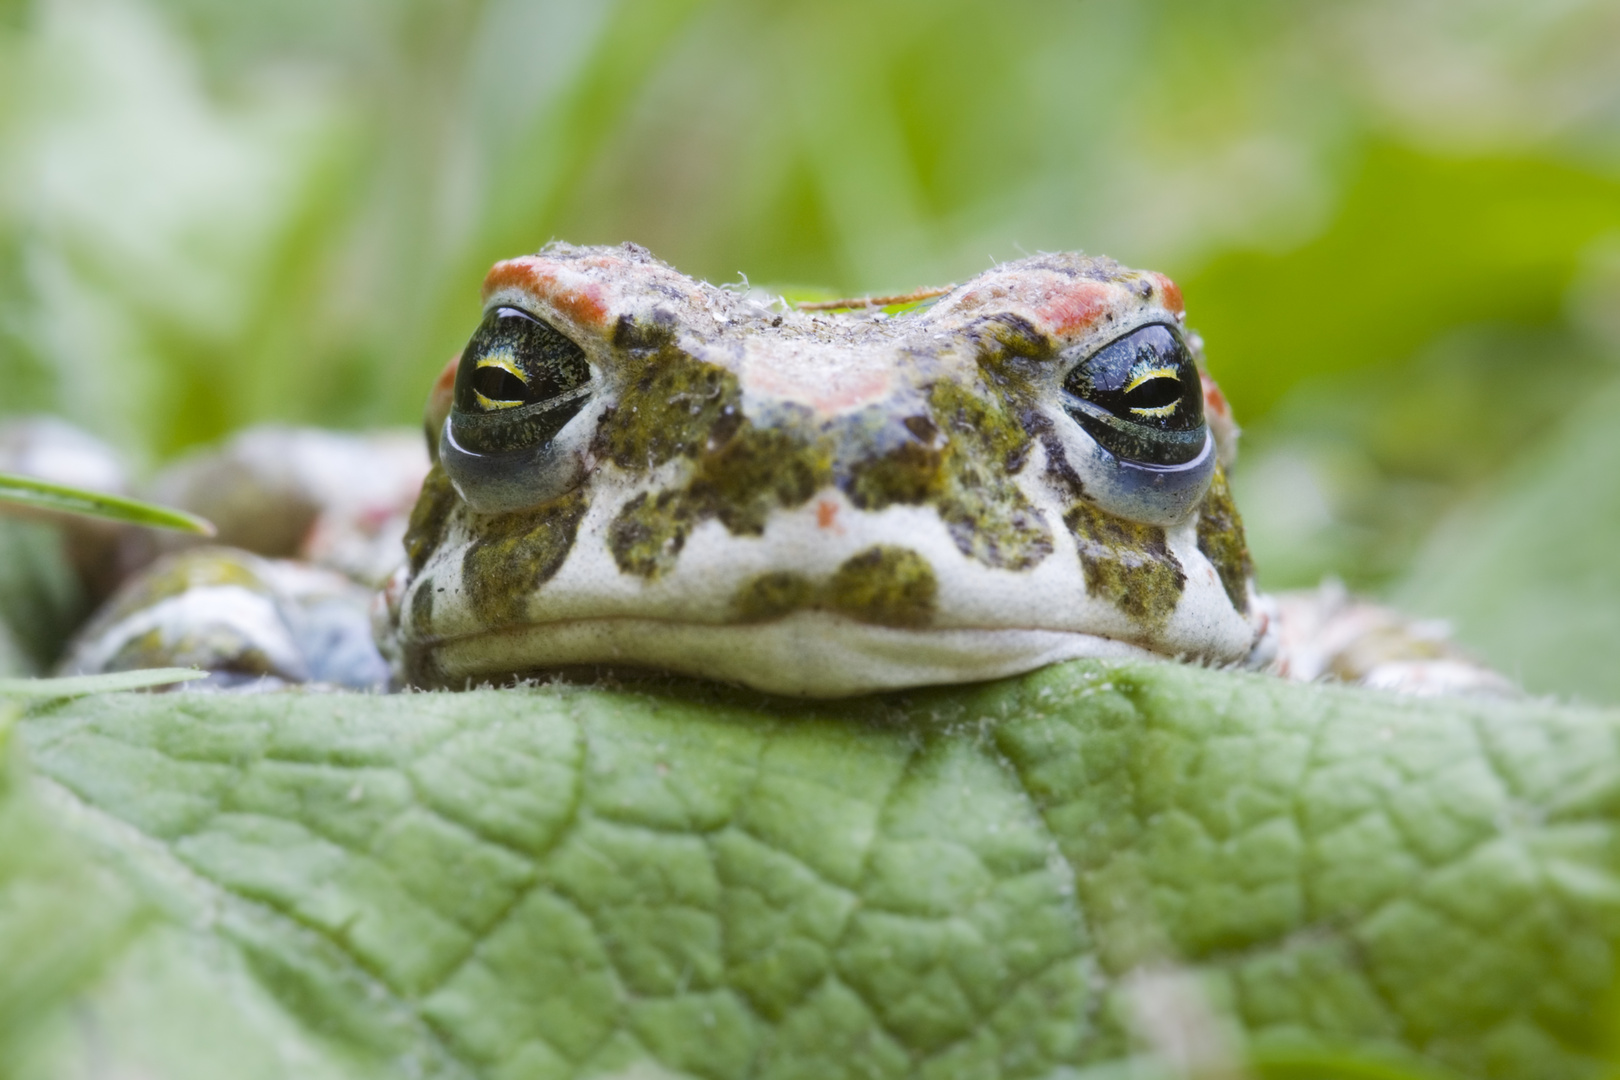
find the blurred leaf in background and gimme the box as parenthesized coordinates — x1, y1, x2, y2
(0, 0, 1618, 698)
(1394, 372, 1620, 704)
(0, 518, 83, 676)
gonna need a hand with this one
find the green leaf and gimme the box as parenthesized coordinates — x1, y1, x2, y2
(10, 659, 1620, 1080)
(0, 702, 147, 1075)
(0, 473, 216, 535)
(0, 668, 208, 699)
(1251, 1043, 1466, 1079)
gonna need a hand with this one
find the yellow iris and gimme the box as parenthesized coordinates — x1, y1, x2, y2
(472, 352, 528, 411)
(1130, 401, 1181, 419)
(1124, 365, 1179, 393)
(1124, 365, 1181, 419)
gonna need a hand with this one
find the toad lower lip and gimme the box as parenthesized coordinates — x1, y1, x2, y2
(418, 613, 1167, 698)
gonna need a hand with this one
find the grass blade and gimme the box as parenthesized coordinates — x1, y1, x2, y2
(0, 669, 209, 699)
(0, 473, 215, 535)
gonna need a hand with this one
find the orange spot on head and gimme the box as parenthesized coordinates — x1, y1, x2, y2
(1038, 281, 1112, 335)
(816, 500, 839, 529)
(480, 257, 610, 329)
(425, 353, 459, 439)
(1152, 273, 1184, 316)
(482, 258, 547, 299)
(1200, 374, 1230, 420)
(551, 284, 609, 328)
(433, 354, 458, 395)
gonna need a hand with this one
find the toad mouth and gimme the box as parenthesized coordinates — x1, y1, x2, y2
(417, 612, 1162, 697)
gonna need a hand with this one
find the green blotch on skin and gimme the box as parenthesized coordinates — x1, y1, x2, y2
(408, 575, 435, 635)
(826, 545, 937, 629)
(844, 416, 944, 508)
(733, 571, 816, 622)
(603, 350, 834, 580)
(731, 549, 938, 629)
(1063, 501, 1186, 626)
(608, 490, 689, 579)
(845, 378, 1053, 572)
(1196, 467, 1252, 615)
(462, 489, 590, 626)
(594, 343, 742, 472)
(694, 425, 830, 537)
(403, 465, 459, 575)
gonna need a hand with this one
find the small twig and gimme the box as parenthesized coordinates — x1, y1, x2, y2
(796, 284, 955, 311)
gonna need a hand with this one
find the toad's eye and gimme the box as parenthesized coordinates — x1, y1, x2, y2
(1061, 323, 1205, 466)
(450, 307, 592, 455)
(440, 306, 597, 514)
(1053, 322, 1215, 525)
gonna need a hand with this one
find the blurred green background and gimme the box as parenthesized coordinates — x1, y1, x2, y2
(1, 0, 1618, 700)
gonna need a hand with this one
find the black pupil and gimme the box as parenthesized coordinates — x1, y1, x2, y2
(1127, 375, 1182, 411)
(471, 365, 530, 403)
(450, 306, 592, 456)
(1062, 323, 1206, 466)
